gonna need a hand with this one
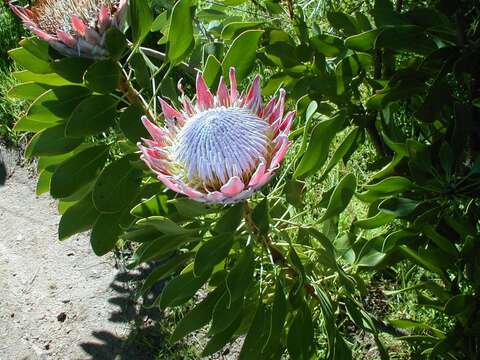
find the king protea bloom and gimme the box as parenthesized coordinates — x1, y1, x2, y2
(9, 0, 127, 59)
(139, 68, 295, 205)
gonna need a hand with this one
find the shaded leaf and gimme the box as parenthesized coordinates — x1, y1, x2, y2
(223, 30, 264, 82)
(84, 60, 121, 94)
(58, 193, 99, 240)
(159, 270, 211, 308)
(66, 95, 118, 137)
(168, 0, 194, 64)
(92, 155, 143, 213)
(90, 213, 123, 255)
(50, 145, 109, 198)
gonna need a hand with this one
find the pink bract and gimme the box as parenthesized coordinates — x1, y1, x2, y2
(139, 68, 295, 205)
(9, 0, 128, 59)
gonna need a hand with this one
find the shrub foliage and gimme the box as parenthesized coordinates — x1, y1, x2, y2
(7, 0, 480, 358)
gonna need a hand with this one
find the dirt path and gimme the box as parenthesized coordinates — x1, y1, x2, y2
(0, 150, 153, 360)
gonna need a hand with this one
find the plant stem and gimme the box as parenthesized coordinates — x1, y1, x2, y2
(118, 74, 153, 119)
(139, 46, 197, 77)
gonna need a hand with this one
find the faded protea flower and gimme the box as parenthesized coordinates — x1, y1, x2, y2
(9, 0, 127, 59)
(139, 68, 295, 204)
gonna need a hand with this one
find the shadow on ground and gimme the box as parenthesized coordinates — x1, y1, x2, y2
(80, 264, 166, 360)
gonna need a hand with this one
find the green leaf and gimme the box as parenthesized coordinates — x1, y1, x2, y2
(194, 234, 234, 275)
(203, 55, 222, 89)
(92, 155, 142, 213)
(129, 0, 154, 45)
(378, 197, 419, 217)
(223, 0, 248, 5)
(327, 12, 359, 36)
(84, 60, 121, 94)
(320, 173, 356, 222)
(226, 247, 254, 302)
(252, 197, 269, 236)
(356, 240, 386, 267)
(287, 304, 314, 360)
(131, 194, 169, 218)
(159, 270, 211, 308)
(372, 0, 410, 27)
(285, 178, 304, 209)
(295, 113, 344, 179)
(375, 26, 437, 55)
(296, 100, 318, 158)
(222, 21, 263, 40)
(363, 176, 413, 196)
(344, 29, 380, 51)
(214, 203, 244, 233)
(137, 216, 193, 235)
(132, 234, 196, 265)
(50, 145, 109, 199)
(105, 27, 128, 60)
(141, 252, 194, 295)
(423, 225, 459, 258)
(19, 37, 50, 61)
(398, 245, 444, 276)
(66, 95, 118, 137)
(168, 0, 194, 64)
(25, 124, 83, 158)
(354, 212, 395, 229)
(222, 30, 264, 82)
(58, 193, 99, 240)
(130, 52, 151, 89)
(288, 246, 306, 293)
(444, 294, 473, 316)
(51, 57, 92, 83)
(238, 303, 268, 360)
(36, 168, 53, 195)
(151, 10, 168, 32)
(172, 198, 217, 218)
(9, 47, 52, 74)
(262, 280, 287, 356)
(203, 309, 243, 356)
(8, 82, 49, 100)
(90, 213, 122, 255)
(310, 34, 345, 57)
(15, 86, 91, 132)
(171, 286, 225, 343)
(336, 53, 372, 94)
(119, 103, 149, 143)
(210, 292, 243, 335)
(320, 127, 360, 180)
(13, 70, 74, 86)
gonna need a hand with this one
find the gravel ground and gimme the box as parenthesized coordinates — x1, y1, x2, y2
(0, 148, 154, 360)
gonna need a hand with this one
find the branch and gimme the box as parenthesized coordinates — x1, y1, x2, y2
(285, 0, 294, 19)
(118, 73, 154, 119)
(139, 47, 197, 77)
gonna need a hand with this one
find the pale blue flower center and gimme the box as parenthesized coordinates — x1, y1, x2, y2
(173, 107, 269, 187)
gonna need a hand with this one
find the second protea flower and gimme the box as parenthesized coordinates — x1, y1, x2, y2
(9, 0, 127, 59)
(139, 68, 295, 204)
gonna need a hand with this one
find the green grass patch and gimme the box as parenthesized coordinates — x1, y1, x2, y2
(0, 3, 26, 146)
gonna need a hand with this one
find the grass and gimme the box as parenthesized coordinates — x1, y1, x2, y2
(0, 2, 26, 147)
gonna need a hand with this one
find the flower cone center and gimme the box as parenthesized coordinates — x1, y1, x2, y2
(33, 0, 115, 33)
(173, 107, 270, 188)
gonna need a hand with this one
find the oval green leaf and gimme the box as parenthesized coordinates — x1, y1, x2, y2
(92, 155, 142, 213)
(222, 30, 263, 82)
(66, 94, 118, 137)
(50, 145, 109, 199)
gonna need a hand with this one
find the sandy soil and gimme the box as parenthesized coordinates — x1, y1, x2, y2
(0, 149, 153, 360)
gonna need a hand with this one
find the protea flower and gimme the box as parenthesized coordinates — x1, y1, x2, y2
(9, 0, 127, 59)
(139, 68, 295, 205)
